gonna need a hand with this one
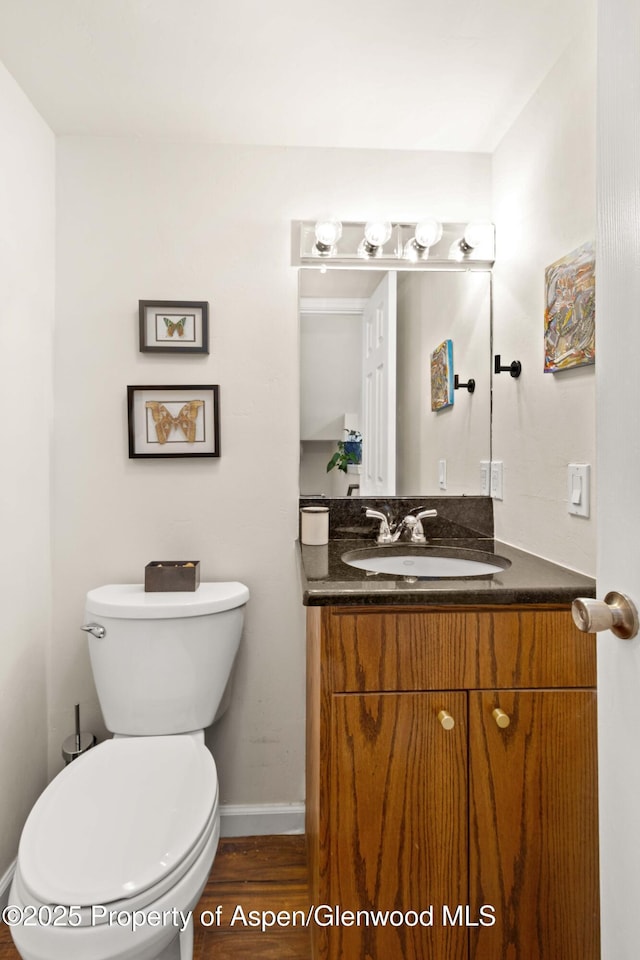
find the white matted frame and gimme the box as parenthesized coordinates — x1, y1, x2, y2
(138, 300, 209, 354)
(127, 385, 220, 458)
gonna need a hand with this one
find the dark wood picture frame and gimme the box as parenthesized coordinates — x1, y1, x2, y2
(127, 384, 220, 458)
(138, 300, 209, 354)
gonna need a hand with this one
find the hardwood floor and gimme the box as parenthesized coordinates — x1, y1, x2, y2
(193, 835, 310, 959)
(0, 835, 311, 960)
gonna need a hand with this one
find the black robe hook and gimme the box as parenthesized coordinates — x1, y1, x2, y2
(454, 374, 476, 393)
(494, 355, 522, 378)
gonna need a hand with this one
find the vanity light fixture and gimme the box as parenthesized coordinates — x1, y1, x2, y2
(313, 219, 343, 256)
(295, 220, 495, 269)
(404, 219, 443, 261)
(358, 221, 393, 258)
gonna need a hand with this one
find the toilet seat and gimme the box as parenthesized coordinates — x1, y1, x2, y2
(18, 736, 218, 913)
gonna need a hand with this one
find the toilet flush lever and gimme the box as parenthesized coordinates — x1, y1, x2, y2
(572, 592, 639, 640)
(80, 622, 107, 639)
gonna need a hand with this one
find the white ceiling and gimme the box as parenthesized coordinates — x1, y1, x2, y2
(0, 0, 588, 152)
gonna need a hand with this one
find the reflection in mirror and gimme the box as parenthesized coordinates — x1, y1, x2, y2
(299, 269, 491, 497)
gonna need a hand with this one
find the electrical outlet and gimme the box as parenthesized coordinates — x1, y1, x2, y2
(480, 461, 490, 496)
(438, 459, 447, 491)
(490, 461, 503, 500)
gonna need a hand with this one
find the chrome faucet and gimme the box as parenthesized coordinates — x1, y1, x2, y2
(364, 507, 438, 544)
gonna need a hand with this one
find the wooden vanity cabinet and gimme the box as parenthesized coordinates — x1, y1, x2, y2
(306, 604, 599, 960)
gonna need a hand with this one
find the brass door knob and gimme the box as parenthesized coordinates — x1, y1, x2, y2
(437, 709, 455, 730)
(492, 708, 510, 729)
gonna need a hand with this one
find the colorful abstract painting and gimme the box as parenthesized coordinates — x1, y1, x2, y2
(430, 339, 454, 411)
(544, 241, 595, 372)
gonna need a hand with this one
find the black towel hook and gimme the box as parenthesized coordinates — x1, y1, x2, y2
(494, 355, 522, 378)
(454, 374, 476, 393)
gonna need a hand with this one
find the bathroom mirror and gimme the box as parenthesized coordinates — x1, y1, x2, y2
(299, 268, 492, 497)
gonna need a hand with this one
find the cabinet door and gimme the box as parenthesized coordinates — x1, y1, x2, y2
(327, 692, 468, 960)
(468, 690, 599, 960)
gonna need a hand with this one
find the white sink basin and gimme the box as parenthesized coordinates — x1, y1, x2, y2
(341, 546, 510, 579)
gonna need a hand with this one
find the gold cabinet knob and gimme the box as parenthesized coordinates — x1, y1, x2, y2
(438, 709, 455, 730)
(492, 707, 510, 729)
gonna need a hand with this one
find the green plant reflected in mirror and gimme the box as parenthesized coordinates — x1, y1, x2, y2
(326, 429, 363, 474)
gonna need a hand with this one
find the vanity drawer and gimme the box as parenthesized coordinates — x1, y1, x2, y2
(474, 608, 596, 689)
(325, 607, 478, 692)
(322, 606, 596, 692)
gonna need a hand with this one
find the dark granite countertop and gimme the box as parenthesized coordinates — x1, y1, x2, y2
(298, 538, 596, 607)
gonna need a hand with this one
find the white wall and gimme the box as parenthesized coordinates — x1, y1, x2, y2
(0, 62, 55, 882)
(300, 310, 362, 497)
(492, 11, 597, 574)
(300, 312, 362, 442)
(52, 139, 492, 810)
(397, 271, 491, 495)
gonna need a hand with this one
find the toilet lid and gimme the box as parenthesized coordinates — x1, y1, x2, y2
(19, 737, 217, 907)
(85, 581, 250, 619)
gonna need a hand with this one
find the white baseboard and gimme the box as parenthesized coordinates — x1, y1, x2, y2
(0, 859, 16, 911)
(219, 802, 305, 838)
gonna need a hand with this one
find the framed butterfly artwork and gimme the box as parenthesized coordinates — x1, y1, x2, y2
(127, 385, 220, 458)
(138, 300, 209, 354)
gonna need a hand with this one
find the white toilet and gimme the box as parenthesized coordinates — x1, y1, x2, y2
(9, 580, 249, 960)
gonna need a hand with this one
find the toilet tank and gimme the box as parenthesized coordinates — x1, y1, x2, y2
(84, 582, 249, 736)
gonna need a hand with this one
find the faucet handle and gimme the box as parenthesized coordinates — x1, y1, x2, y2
(410, 509, 438, 543)
(415, 509, 438, 521)
(363, 508, 393, 544)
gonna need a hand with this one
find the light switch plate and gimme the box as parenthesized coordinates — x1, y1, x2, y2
(438, 459, 447, 491)
(568, 463, 590, 517)
(480, 461, 491, 496)
(490, 461, 503, 500)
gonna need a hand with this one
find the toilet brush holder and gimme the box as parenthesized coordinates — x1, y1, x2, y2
(62, 704, 96, 765)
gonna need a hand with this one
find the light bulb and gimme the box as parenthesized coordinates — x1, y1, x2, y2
(363, 221, 392, 248)
(414, 220, 443, 249)
(462, 221, 492, 250)
(314, 220, 342, 254)
(404, 219, 444, 261)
